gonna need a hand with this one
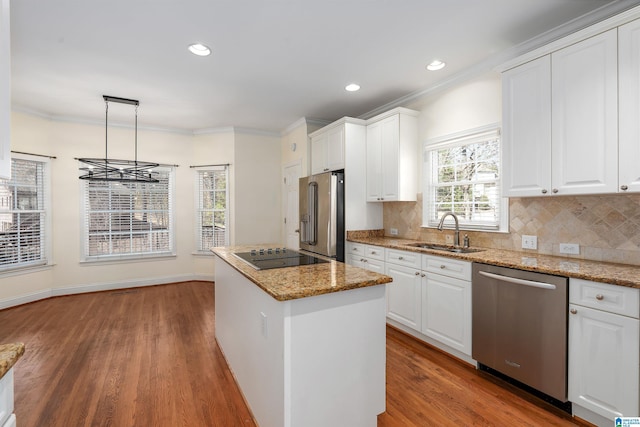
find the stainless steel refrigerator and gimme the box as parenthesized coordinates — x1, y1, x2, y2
(299, 170, 345, 261)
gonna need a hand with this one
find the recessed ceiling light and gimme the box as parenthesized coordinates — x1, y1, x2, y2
(345, 83, 361, 92)
(188, 43, 211, 56)
(426, 60, 446, 71)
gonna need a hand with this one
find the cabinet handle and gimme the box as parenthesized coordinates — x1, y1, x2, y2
(440, 265, 446, 269)
(552, 188, 558, 194)
(398, 256, 404, 260)
(541, 189, 547, 194)
(371, 251, 377, 255)
(621, 185, 629, 191)
(363, 259, 368, 263)
(415, 271, 420, 276)
(353, 248, 358, 251)
(421, 273, 426, 277)
(570, 308, 577, 314)
(595, 294, 604, 301)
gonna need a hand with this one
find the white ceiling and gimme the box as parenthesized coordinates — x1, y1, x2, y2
(9, 0, 638, 133)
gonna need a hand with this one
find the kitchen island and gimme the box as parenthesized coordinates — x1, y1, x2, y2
(211, 245, 392, 427)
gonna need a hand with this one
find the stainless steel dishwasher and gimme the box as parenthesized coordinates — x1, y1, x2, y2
(472, 263, 569, 406)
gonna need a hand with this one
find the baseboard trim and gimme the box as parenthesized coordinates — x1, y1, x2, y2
(0, 274, 216, 310)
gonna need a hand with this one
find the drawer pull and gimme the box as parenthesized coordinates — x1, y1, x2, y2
(371, 251, 377, 255)
(421, 273, 426, 277)
(415, 271, 420, 276)
(440, 265, 446, 269)
(398, 256, 404, 260)
(570, 308, 577, 314)
(595, 294, 604, 301)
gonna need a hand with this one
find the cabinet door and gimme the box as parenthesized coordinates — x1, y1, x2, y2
(568, 304, 639, 419)
(421, 273, 472, 355)
(310, 134, 328, 175)
(385, 263, 422, 331)
(0, 0, 11, 179)
(502, 56, 552, 197)
(380, 115, 400, 201)
(366, 122, 383, 201)
(619, 18, 640, 193)
(326, 126, 345, 171)
(551, 30, 618, 195)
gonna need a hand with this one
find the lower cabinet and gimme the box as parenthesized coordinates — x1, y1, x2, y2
(385, 262, 422, 331)
(568, 278, 639, 421)
(347, 242, 473, 361)
(0, 369, 15, 427)
(421, 272, 472, 356)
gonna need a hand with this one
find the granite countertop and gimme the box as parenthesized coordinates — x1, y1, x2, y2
(348, 236, 640, 289)
(211, 245, 393, 301)
(0, 342, 25, 379)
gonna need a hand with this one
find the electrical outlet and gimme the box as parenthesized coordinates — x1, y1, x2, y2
(260, 312, 268, 338)
(445, 234, 454, 244)
(390, 228, 398, 236)
(559, 243, 580, 255)
(522, 235, 538, 250)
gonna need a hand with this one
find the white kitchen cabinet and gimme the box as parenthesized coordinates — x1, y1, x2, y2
(0, 0, 11, 179)
(366, 108, 418, 202)
(310, 125, 344, 175)
(385, 261, 422, 331)
(421, 255, 472, 356)
(502, 29, 618, 197)
(346, 242, 385, 274)
(569, 279, 639, 422)
(502, 56, 552, 197)
(0, 368, 14, 427)
(619, 18, 640, 193)
(310, 119, 383, 231)
(551, 29, 618, 195)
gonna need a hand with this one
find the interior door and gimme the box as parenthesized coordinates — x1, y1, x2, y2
(283, 162, 301, 249)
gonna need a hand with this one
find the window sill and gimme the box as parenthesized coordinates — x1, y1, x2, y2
(0, 263, 54, 278)
(80, 253, 177, 265)
(192, 251, 216, 256)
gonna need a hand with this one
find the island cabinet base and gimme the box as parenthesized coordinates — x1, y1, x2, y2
(214, 258, 386, 427)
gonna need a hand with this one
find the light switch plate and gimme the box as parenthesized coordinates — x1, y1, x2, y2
(522, 235, 537, 250)
(559, 243, 580, 255)
(389, 228, 398, 236)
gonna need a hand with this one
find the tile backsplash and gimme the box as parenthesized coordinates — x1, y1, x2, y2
(383, 193, 640, 266)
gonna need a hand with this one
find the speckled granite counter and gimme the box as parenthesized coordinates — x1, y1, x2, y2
(0, 342, 25, 379)
(347, 235, 640, 289)
(211, 245, 393, 301)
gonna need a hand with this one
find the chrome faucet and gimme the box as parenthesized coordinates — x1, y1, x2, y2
(437, 212, 460, 247)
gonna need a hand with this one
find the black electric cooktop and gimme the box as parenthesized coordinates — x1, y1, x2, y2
(233, 248, 328, 270)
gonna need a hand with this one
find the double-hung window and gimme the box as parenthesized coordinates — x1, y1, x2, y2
(423, 125, 506, 231)
(0, 157, 50, 271)
(196, 167, 229, 251)
(81, 166, 175, 261)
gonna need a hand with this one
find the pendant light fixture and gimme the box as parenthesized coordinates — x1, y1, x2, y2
(78, 95, 159, 183)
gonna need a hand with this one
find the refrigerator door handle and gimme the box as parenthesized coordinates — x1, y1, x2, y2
(307, 182, 318, 245)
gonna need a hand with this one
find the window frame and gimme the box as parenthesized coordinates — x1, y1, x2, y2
(0, 154, 52, 274)
(195, 166, 229, 253)
(422, 123, 508, 232)
(80, 165, 176, 262)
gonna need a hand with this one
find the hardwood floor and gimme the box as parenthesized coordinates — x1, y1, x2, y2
(0, 282, 586, 426)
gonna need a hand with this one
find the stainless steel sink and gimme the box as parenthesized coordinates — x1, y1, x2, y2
(405, 242, 484, 254)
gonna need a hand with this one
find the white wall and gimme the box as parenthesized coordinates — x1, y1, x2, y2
(0, 113, 284, 307)
(234, 131, 282, 245)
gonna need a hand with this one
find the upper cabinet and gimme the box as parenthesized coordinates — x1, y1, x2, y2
(502, 30, 618, 197)
(0, 0, 11, 179)
(619, 18, 640, 193)
(365, 108, 418, 202)
(310, 125, 345, 175)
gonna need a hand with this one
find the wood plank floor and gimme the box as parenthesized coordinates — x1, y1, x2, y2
(0, 282, 587, 426)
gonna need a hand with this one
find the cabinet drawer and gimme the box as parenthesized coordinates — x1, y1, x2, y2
(346, 243, 365, 257)
(386, 249, 421, 269)
(570, 279, 639, 318)
(364, 245, 385, 261)
(422, 255, 471, 281)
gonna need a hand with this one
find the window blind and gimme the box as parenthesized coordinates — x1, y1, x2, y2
(0, 158, 47, 270)
(197, 167, 228, 251)
(82, 167, 174, 260)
